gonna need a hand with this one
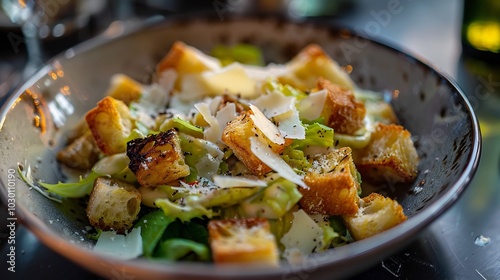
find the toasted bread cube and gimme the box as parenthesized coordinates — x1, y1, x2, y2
(221, 111, 288, 175)
(157, 41, 219, 74)
(127, 129, 190, 187)
(86, 177, 141, 233)
(353, 123, 419, 184)
(299, 147, 360, 216)
(278, 44, 355, 91)
(343, 193, 407, 240)
(208, 218, 279, 265)
(56, 131, 100, 170)
(85, 96, 133, 155)
(317, 78, 366, 135)
(106, 74, 143, 105)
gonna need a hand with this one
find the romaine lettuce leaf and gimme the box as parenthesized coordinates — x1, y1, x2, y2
(155, 239, 210, 261)
(240, 178, 302, 219)
(38, 171, 100, 198)
(134, 210, 175, 257)
(291, 122, 334, 150)
(211, 44, 264, 66)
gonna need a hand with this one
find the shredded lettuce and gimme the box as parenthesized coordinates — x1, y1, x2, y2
(38, 171, 100, 198)
(160, 117, 204, 138)
(155, 196, 217, 222)
(291, 122, 334, 150)
(179, 134, 224, 182)
(241, 178, 302, 219)
(262, 79, 307, 100)
(281, 147, 312, 173)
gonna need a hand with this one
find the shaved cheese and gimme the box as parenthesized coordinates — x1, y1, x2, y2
(202, 63, 258, 98)
(195, 100, 237, 145)
(243, 64, 287, 82)
(249, 104, 285, 145)
(216, 102, 237, 128)
(274, 107, 305, 140)
(281, 210, 323, 263)
(252, 90, 295, 118)
(249, 136, 308, 189)
(93, 227, 142, 260)
(297, 89, 327, 121)
(213, 175, 267, 188)
(195, 102, 221, 144)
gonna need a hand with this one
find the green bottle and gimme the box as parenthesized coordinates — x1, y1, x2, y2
(462, 0, 500, 62)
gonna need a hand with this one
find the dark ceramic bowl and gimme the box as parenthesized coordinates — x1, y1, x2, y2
(0, 17, 481, 279)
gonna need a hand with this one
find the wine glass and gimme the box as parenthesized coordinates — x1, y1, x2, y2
(1, 0, 45, 79)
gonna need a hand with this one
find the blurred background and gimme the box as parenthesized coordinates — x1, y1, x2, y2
(1, 0, 499, 279)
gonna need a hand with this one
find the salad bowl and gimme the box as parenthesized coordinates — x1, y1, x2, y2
(0, 16, 480, 279)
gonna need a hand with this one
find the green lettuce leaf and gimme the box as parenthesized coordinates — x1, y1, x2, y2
(134, 210, 175, 257)
(240, 178, 302, 219)
(291, 122, 334, 150)
(155, 239, 210, 261)
(160, 117, 204, 139)
(155, 196, 216, 222)
(262, 79, 307, 100)
(211, 44, 264, 66)
(38, 171, 100, 198)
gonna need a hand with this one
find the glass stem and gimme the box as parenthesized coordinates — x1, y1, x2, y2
(21, 20, 44, 79)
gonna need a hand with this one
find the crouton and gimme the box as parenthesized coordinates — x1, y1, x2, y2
(106, 74, 143, 105)
(317, 78, 366, 135)
(278, 44, 355, 91)
(86, 177, 141, 233)
(221, 111, 289, 175)
(343, 193, 407, 240)
(352, 123, 419, 184)
(299, 147, 360, 216)
(56, 131, 100, 170)
(157, 41, 218, 74)
(85, 96, 133, 155)
(208, 218, 279, 265)
(127, 129, 190, 187)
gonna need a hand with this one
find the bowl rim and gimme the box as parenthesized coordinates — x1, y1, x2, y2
(0, 15, 482, 278)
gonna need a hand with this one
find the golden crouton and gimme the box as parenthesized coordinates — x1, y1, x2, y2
(278, 44, 355, 91)
(299, 147, 360, 216)
(352, 123, 419, 184)
(343, 193, 407, 240)
(106, 74, 143, 105)
(221, 111, 289, 176)
(127, 129, 190, 187)
(86, 177, 141, 233)
(85, 96, 133, 155)
(208, 218, 279, 265)
(317, 78, 366, 135)
(56, 131, 100, 170)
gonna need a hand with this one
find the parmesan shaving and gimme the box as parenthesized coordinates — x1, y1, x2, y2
(93, 227, 143, 260)
(251, 90, 295, 118)
(275, 106, 305, 140)
(249, 136, 308, 189)
(249, 104, 285, 145)
(297, 89, 327, 121)
(202, 63, 258, 98)
(281, 210, 323, 263)
(213, 175, 267, 188)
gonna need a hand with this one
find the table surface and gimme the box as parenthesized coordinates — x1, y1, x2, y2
(1, 0, 499, 279)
